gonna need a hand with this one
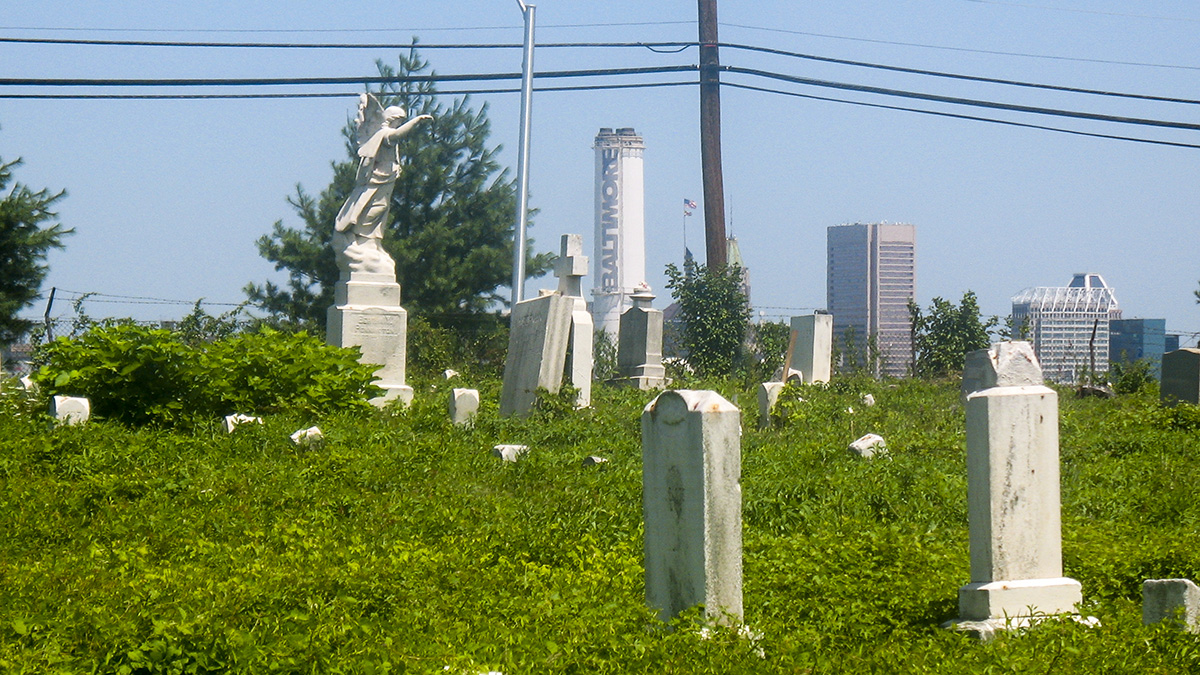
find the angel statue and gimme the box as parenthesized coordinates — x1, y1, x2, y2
(333, 93, 433, 277)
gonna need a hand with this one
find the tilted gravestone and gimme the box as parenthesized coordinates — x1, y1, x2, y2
(1161, 348, 1200, 406)
(788, 313, 833, 384)
(1143, 579, 1200, 632)
(756, 381, 785, 430)
(641, 390, 742, 624)
(616, 286, 667, 390)
(555, 234, 594, 408)
(947, 342, 1090, 639)
(499, 293, 574, 418)
(50, 395, 90, 425)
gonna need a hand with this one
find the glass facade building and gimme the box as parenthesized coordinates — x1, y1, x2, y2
(826, 222, 915, 377)
(1011, 273, 1121, 384)
(1109, 318, 1167, 380)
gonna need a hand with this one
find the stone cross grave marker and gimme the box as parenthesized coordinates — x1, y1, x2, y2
(555, 234, 593, 407)
(948, 341, 1090, 639)
(616, 285, 667, 390)
(642, 390, 743, 624)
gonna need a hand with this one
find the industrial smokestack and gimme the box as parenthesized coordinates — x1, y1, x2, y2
(592, 127, 646, 337)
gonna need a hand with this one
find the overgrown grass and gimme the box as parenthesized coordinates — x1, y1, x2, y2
(1, 376, 1198, 672)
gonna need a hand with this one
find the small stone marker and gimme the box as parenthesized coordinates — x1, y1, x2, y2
(789, 313, 833, 384)
(289, 426, 324, 448)
(492, 444, 528, 462)
(581, 455, 608, 467)
(642, 390, 742, 624)
(223, 413, 263, 433)
(443, 368, 459, 380)
(18, 376, 37, 394)
(756, 381, 785, 430)
(448, 388, 480, 426)
(848, 433, 887, 458)
(860, 393, 875, 407)
(50, 395, 90, 425)
(961, 341, 1042, 402)
(555, 234, 594, 408)
(616, 285, 668, 390)
(1161, 348, 1200, 406)
(499, 292, 574, 418)
(947, 342, 1090, 638)
(1143, 579, 1200, 632)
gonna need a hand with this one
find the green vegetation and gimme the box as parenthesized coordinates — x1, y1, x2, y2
(1, 373, 1199, 672)
(0, 155, 72, 345)
(909, 292, 997, 379)
(664, 259, 751, 377)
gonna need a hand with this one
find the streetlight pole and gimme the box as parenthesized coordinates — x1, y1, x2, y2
(511, 0, 536, 307)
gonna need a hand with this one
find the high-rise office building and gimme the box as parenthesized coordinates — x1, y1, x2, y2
(1011, 273, 1121, 384)
(1110, 318, 1167, 380)
(826, 222, 915, 377)
(591, 127, 646, 337)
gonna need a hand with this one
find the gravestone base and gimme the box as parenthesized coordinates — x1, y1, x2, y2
(327, 276, 412, 408)
(958, 577, 1082, 621)
(944, 614, 1099, 642)
(612, 364, 669, 391)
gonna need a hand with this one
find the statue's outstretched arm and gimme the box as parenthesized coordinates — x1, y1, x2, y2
(388, 114, 434, 139)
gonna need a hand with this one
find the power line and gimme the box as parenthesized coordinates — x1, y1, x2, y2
(53, 288, 244, 307)
(0, 36, 696, 50)
(954, 0, 1200, 23)
(721, 42, 1200, 106)
(0, 80, 696, 100)
(0, 64, 697, 88)
(720, 22, 1200, 72)
(723, 81, 1200, 150)
(727, 66, 1200, 133)
(0, 21, 694, 35)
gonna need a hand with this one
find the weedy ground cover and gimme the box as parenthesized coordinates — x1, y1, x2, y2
(0, 375, 1198, 672)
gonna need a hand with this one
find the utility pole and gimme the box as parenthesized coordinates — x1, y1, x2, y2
(511, 0, 536, 307)
(698, 0, 727, 268)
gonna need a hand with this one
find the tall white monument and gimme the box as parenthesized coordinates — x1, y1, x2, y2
(592, 127, 646, 338)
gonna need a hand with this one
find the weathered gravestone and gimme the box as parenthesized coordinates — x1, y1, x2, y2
(448, 388, 480, 426)
(499, 293, 573, 418)
(50, 395, 90, 425)
(616, 285, 667, 390)
(1161, 348, 1200, 406)
(948, 342, 1090, 639)
(555, 234, 594, 408)
(1143, 579, 1200, 632)
(756, 381, 785, 430)
(788, 313, 833, 384)
(326, 94, 433, 408)
(962, 340, 1042, 402)
(642, 390, 742, 624)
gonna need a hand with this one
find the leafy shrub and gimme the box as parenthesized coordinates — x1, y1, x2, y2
(34, 324, 380, 425)
(1110, 358, 1158, 396)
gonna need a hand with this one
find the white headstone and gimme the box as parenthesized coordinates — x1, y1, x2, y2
(1143, 579, 1200, 632)
(962, 341, 1042, 402)
(289, 426, 324, 448)
(449, 388, 480, 426)
(50, 395, 90, 425)
(499, 293, 574, 418)
(756, 381, 785, 430)
(642, 390, 742, 624)
(223, 413, 263, 433)
(948, 344, 1090, 637)
(848, 433, 887, 458)
(555, 234, 594, 407)
(492, 444, 528, 462)
(789, 313, 833, 384)
(616, 285, 668, 390)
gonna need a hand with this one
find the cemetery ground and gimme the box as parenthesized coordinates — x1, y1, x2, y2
(2, 375, 1200, 673)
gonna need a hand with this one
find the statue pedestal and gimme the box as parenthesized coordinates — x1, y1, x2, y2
(327, 273, 412, 407)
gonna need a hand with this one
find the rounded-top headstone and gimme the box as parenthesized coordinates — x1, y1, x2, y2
(962, 341, 1043, 400)
(645, 389, 738, 426)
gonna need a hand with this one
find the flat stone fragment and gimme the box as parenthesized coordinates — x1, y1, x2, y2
(492, 444, 528, 462)
(848, 433, 887, 458)
(642, 390, 743, 624)
(861, 393, 876, 407)
(962, 341, 1043, 401)
(443, 369, 459, 380)
(18, 376, 37, 394)
(1144, 579, 1200, 632)
(50, 395, 90, 425)
(223, 413, 263, 433)
(581, 455, 608, 467)
(290, 426, 324, 448)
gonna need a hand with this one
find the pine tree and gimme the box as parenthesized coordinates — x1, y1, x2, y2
(0, 156, 71, 344)
(246, 48, 553, 328)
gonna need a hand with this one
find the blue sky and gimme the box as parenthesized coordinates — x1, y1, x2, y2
(2, 1, 1198, 342)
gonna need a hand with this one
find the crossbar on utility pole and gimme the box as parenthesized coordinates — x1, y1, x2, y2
(511, 1, 536, 307)
(698, 0, 727, 269)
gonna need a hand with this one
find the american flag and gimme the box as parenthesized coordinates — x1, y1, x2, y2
(684, 198, 697, 216)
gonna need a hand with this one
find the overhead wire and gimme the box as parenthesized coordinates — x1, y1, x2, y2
(0, 20, 695, 34)
(0, 36, 696, 51)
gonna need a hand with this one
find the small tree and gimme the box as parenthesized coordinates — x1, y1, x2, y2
(0, 156, 72, 344)
(663, 259, 750, 377)
(908, 291, 997, 379)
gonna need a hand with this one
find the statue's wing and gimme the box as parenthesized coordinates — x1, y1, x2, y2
(353, 93, 385, 149)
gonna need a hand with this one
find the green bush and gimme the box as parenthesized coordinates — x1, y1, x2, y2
(34, 324, 380, 425)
